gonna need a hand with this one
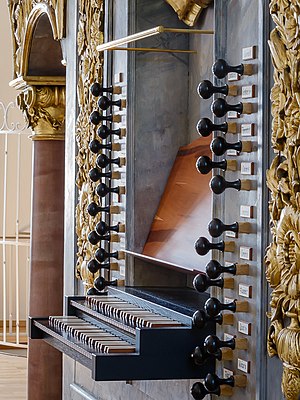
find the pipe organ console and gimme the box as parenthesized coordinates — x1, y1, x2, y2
(27, 0, 295, 399)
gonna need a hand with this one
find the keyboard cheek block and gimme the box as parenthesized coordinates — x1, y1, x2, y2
(30, 289, 215, 381)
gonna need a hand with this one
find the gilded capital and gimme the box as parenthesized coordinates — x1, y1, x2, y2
(165, 0, 212, 26)
(17, 85, 65, 140)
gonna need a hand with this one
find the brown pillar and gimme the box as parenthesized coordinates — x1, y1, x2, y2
(17, 85, 65, 400)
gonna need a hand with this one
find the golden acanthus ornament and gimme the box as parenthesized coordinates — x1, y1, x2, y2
(75, 0, 104, 290)
(266, 1, 300, 398)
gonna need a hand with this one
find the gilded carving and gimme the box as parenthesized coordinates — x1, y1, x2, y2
(165, 0, 212, 26)
(7, 0, 66, 139)
(75, 1, 104, 288)
(17, 85, 65, 139)
(8, 0, 65, 79)
(266, 1, 300, 398)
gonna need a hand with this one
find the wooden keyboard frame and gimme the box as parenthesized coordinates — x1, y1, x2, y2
(30, 289, 215, 381)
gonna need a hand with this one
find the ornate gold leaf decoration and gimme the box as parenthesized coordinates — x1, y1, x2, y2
(7, 0, 66, 138)
(75, 1, 104, 289)
(266, 1, 300, 398)
(17, 85, 65, 139)
(8, 0, 65, 79)
(164, 0, 212, 26)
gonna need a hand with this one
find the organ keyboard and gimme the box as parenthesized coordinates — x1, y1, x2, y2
(30, 287, 215, 381)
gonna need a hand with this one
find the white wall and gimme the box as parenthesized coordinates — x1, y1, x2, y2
(0, 0, 32, 323)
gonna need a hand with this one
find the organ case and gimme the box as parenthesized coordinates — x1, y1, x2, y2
(28, 1, 297, 400)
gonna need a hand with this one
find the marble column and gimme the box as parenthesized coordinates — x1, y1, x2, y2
(18, 85, 65, 400)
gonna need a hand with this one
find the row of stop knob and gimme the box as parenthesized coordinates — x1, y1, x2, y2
(190, 59, 253, 399)
(89, 82, 126, 199)
(190, 296, 250, 399)
(191, 329, 248, 398)
(198, 58, 253, 116)
(197, 60, 254, 195)
(191, 299, 249, 398)
(86, 82, 127, 294)
(196, 118, 252, 193)
(191, 372, 247, 399)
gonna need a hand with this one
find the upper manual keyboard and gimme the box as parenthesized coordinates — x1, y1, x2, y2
(86, 295, 183, 329)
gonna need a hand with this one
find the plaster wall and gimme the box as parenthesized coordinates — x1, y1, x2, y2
(0, 0, 32, 321)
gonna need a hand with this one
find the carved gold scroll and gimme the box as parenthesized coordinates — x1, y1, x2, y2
(75, 1, 104, 290)
(266, 1, 300, 399)
(164, 0, 212, 26)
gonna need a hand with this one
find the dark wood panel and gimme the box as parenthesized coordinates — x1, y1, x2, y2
(143, 137, 212, 271)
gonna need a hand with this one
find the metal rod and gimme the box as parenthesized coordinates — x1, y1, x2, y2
(15, 131, 21, 344)
(2, 131, 8, 343)
(97, 25, 214, 52)
(97, 26, 163, 52)
(9, 246, 12, 335)
(108, 47, 197, 54)
(162, 28, 214, 34)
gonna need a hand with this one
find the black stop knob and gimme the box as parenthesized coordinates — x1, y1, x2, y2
(204, 335, 236, 354)
(96, 221, 120, 236)
(206, 260, 237, 279)
(196, 118, 228, 137)
(205, 373, 235, 392)
(89, 168, 113, 182)
(195, 237, 225, 256)
(204, 297, 236, 317)
(96, 183, 121, 198)
(192, 310, 223, 329)
(197, 80, 228, 99)
(210, 175, 241, 195)
(95, 248, 119, 263)
(87, 259, 111, 274)
(193, 274, 224, 292)
(90, 83, 113, 97)
(89, 139, 112, 154)
(196, 156, 227, 175)
(98, 96, 122, 110)
(208, 218, 238, 237)
(90, 111, 113, 126)
(98, 125, 122, 140)
(212, 98, 243, 118)
(191, 382, 219, 400)
(94, 276, 118, 292)
(191, 346, 220, 366)
(87, 202, 110, 216)
(88, 230, 102, 245)
(88, 230, 111, 245)
(212, 59, 244, 79)
(86, 287, 102, 296)
(210, 136, 242, 156)
(96, 153, 121, 169)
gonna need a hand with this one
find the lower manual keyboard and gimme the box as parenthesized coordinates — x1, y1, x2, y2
(49, 316, 135, 353)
